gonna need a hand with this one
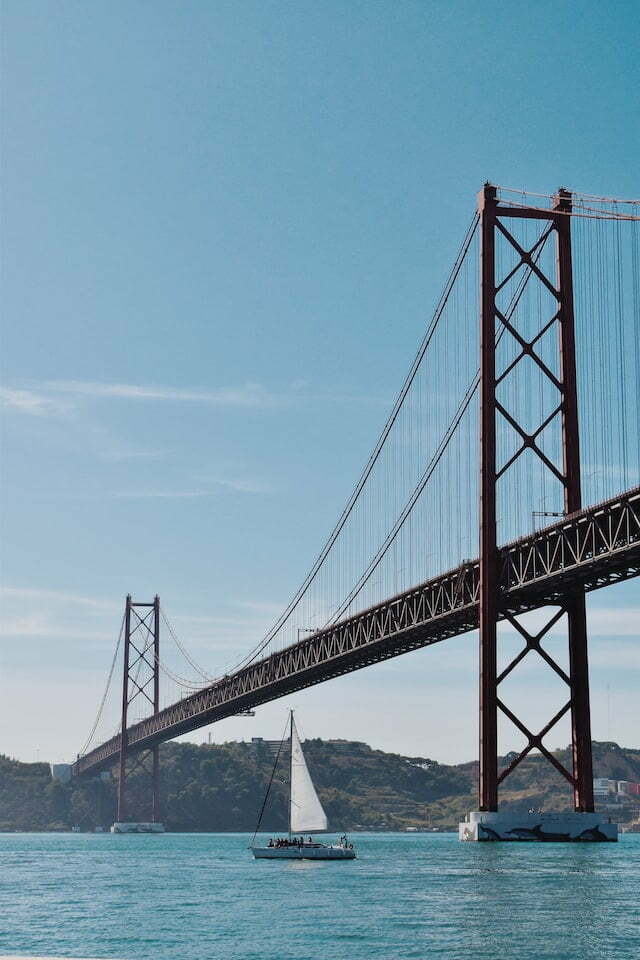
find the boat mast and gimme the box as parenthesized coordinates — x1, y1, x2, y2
(288, 709, 293, 840)
(249, 716, 288, 847)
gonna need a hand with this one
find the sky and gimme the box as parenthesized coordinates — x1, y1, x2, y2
(1, 0, 638, 768)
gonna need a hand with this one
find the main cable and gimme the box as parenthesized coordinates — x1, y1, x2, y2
(160, 607, 214, 682)
(230, 212, 480, 672)
(327, 220, 551, 621)
(78, 610, 125, 757)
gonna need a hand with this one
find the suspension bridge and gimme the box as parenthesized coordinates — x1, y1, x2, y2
(71, 184, 640, 839)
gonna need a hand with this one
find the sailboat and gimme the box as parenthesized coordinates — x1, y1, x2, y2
(250, 712, 356, 860)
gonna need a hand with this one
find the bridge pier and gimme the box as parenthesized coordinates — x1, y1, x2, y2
(460, 811, 617, 842)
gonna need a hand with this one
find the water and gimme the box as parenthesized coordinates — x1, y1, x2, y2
(1, 832, 638, 960)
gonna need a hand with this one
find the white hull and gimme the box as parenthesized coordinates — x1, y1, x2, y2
(459, 811, 617, 842)
(110, 822, 165, 834)
(252, 843, 355, 860)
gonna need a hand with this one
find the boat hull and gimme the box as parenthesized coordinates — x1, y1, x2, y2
(110, 822, 165, 834)
(251, 844, 355, 860)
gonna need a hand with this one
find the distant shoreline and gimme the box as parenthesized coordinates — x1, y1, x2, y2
(2, 739, 638, 833)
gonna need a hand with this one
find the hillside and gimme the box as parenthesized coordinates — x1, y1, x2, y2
(1, 740, 638, 832)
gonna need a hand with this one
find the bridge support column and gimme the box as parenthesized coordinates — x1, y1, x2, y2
(116, 594, 132, 822)
(478, 184, 499, 812)
(112, 594, 165, 834)
(566, 595, 594, 811)
(470, 184, 600, 833)
(555, 189, 594, 812)
(152, 591, 161, 822)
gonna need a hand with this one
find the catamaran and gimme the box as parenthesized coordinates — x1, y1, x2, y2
(250, 711, 356, 860)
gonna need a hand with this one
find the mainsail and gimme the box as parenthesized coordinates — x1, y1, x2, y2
(289, 716, 328, 833)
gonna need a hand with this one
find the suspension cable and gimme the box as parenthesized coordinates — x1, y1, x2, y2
(230, 212, 480, 672)
(327, 220, 552, 622)
(327, 374, 480, 622)
(160, 607, 214, 682)
(78, 610, 125, 756)
(154, 653, 209, 690)
(496, 184, 640, 205)
(496, 197, 640, 222)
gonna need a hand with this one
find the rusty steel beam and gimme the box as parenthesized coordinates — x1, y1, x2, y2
(478, 183, 499, 811)
(555, 188, 594, 812)
(72, 487, 640, 778)
(152, 594, 161, 823)
(116, 595, 132, 821)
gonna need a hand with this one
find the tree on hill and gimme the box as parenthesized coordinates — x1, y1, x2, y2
(0, 740, 637, 832)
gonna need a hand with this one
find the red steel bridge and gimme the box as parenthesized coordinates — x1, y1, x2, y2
(72, 185, 640, 825)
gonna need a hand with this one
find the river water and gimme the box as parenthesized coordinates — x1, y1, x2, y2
(1, 832, 638, 959)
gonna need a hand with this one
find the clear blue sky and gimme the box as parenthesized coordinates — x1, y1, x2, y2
(1, 0, 638, 766)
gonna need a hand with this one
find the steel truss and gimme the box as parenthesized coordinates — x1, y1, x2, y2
(73, 488, 639, 778)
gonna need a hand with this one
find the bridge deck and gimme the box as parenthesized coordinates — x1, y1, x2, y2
(73, 486, 640, 776)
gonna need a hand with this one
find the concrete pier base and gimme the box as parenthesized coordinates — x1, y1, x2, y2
(110, 822, 165, 834)
(459, 810, 617, 842)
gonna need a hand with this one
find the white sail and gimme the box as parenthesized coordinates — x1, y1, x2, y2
(289, 717, 328, 833)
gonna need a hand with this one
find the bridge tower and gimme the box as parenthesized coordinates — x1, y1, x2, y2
(112, 594, 164, 833)
(463, 184, 608, 841)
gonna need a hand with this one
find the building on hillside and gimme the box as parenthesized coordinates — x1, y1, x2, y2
(50, 763, 72, 783)
(249, 737, 283, 757)
(617, 781, 640, 796)
(593, 777, 640, 803)
(593, 777, 610, 800)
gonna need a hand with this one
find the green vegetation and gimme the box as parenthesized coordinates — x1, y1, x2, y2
(1, 740, 638, 832)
